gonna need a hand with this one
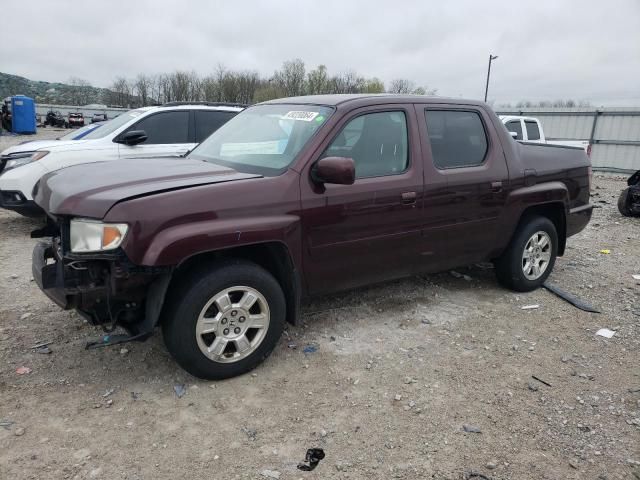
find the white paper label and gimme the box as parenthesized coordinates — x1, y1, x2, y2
(282, 111, 319, 122)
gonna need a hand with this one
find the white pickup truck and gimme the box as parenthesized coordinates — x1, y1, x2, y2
(499, 115, 591, 155)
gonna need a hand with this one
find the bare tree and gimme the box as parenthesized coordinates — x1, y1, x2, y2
(306, 65, 330, 95)
(387, 79, 415, 94)
(67, 77, 92, 105)
(134, 74, 153, 106)
(272, 59, 306, 97)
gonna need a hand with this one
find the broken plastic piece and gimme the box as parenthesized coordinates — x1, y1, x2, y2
(599, 249, 610, 254)
(174, 384, 186, 398)
(463, 424, 482, 433)
(542, 282, 601, 313)
(595, 328, 615, 338)
(303, 344, 318, 354)
(521, 304, 539, 310)
(297, 448, 325, 471)
(15, 366, 32, 375)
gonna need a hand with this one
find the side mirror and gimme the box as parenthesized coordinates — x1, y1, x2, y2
(509, 131, 519, 139)
(119, 130, 148, 146)
(312, 156, 355, 185)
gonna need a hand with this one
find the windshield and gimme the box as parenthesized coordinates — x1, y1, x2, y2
(189, 104, 333, 176)
(58, 122, 103, 140)
(80, 109, 146, 140)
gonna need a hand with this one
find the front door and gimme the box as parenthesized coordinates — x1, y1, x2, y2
(300, 105, 425, 295)
(118, 110, 196, 159)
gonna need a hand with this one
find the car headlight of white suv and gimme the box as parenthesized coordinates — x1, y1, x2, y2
(2, 151, 49, 172)
(70, 218, 129, 253)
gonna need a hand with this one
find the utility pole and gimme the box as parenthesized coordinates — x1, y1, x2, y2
(484, 54, 498, 102)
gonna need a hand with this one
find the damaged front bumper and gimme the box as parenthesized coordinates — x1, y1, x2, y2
(32, 239, 171, 338)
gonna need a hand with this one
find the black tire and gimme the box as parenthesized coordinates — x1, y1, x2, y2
(162, 259, 286, 380)
(494, 215, 558, 292)
(617, 188, 632, 217)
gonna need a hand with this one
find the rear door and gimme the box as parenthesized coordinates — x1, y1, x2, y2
(418, 105, 510, 267)
(117, 110, 195, 158)
(194, 110, 238, 143)
(524, 119, 543, 143)
(300, 104, 425, 295)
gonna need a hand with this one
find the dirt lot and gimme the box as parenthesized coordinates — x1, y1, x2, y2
(0, 131, 638, 479)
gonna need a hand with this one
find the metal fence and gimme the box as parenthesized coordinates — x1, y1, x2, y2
(496, 107, 640, 173)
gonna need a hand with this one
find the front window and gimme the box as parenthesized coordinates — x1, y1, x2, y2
(80, 109, 146, 140)
(189, 104, 333, 176)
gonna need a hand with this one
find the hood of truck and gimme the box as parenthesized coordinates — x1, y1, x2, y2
(34, 157, 262, 218)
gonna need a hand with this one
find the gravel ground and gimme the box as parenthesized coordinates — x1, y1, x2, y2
(0, 131, 639, 479)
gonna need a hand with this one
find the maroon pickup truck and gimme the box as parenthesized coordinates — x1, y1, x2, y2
(31, 95, 593, 379)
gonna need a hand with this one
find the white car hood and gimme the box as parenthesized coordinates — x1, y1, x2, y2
(1, 139, 86, 156)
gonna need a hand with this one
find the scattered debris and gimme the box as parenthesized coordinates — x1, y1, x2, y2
(102, 388, 115, 398)
(0, 419, 14, 430)
(31, 341, 53, 349)
(174, 384, 186, 398)
(394, 394, 402, 401)
(15, 366, 32, 375)
(120, 347, 129, 355)
(35, 346, 51, 354)
(303, 344, 318, 354)
(450, 270, 472, 281)
(521, 304, 540, 310)
(632, 274, 640, 281)
(131, 391, 140, 400)
(531, 375, 552, 387)
(599, 249, 611, 254)
(463, 424, 482, 433)
(486, 461, 498, 470)
(543, 282, 601, 313)
(464, 471, 492, 480)
(20, 313, 33, 320)
(242, 426, 257, 441)
(260, 469, 281, 479)
(297, 448, 325, 471)
(14, 427, 25, 436)
(595, 328, 616, 339)
(527, 382, 539, 392)
(287, 343, 297, 349)
(628, 387, 640, 394)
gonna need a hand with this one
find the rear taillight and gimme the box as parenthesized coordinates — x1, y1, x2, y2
(586, 144, 592, 158)
(588, 166, 593, 192)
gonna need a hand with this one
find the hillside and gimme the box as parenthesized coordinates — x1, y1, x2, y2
(0, 72, 110, 105)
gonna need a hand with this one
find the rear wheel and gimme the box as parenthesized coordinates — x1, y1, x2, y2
(162, 259, 286, 380)
(495, 216, 558, 292)
(617, 188, 633, 216)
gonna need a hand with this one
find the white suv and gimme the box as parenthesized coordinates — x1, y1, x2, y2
(0, 103, 243, 216)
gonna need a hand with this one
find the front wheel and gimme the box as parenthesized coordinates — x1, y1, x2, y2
(162, 259, 286, 380)
(494, 216, 558, 292)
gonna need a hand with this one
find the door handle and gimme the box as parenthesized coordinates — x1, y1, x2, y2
(490, 181, 503, 193)
(401, 191, 417, 205)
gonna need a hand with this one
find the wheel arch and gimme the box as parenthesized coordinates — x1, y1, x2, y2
(158, 241, 301, 327)
(516, 202, 567, 256)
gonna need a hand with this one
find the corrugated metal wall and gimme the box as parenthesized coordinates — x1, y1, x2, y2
(496, 107, 640, 173)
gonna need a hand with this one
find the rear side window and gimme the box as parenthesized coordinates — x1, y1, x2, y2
(195, 110, 237, 143)
(525, 120, 541, 141)
(131, 111, 189, 144)
(506, 120, 522, 140)
(323, 111, 408, 178)
(425, 110, 488, 169)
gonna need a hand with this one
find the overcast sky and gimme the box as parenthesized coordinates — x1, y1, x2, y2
(2, 0, 639, 106)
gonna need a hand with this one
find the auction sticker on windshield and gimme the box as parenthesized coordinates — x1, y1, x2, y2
(283, 111, 319, 122)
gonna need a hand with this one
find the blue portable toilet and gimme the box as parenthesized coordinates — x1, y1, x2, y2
(11, 95, 36, 134)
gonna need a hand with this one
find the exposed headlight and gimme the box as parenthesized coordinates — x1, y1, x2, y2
(70, 218, 129, 253)
(3, 151, 49, 172)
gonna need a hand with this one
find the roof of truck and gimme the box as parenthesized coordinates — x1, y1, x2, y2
(263, 94, 486, 107)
